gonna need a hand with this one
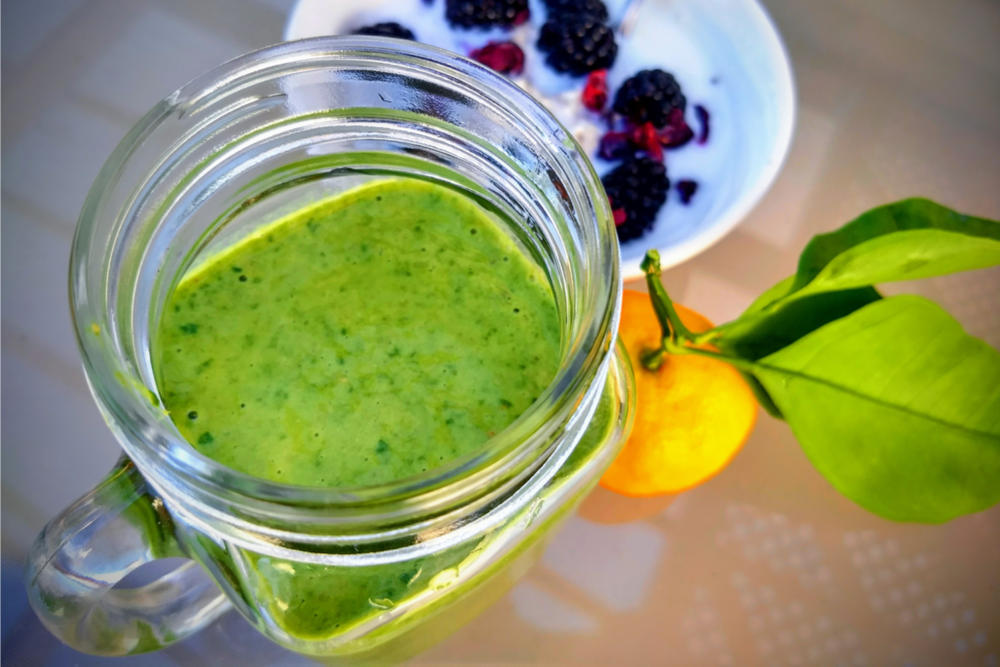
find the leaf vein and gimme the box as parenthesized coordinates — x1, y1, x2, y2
(753, 361, 1000, 441)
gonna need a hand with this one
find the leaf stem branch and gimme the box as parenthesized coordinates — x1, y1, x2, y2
(639, 250, 726, 370)
(641, 251, 692, 343)
(661, 337, 758, 373)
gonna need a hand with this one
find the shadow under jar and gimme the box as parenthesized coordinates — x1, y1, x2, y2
(26, 37, 634, 662)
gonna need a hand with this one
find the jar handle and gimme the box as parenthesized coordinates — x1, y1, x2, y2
(25, 456, 230, 655)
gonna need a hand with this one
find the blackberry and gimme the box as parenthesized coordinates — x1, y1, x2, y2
(352, 22, 416, 40)
(445, 0, 529, 29)
(543, 0, 609, 22)
(537, 16, 617, 76)
(602, 156, 669, 242)
(612, 69, 686, 128)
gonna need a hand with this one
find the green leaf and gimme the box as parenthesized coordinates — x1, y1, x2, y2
(743, 275, 796, 315)
(724, 199, 999, 372)
(715, 286, 884, 424)
(738, 371, 784, 419)
(791, 198, 1000, 294)
(749, 296, 1000, 523)
(720, 286, 882, 361)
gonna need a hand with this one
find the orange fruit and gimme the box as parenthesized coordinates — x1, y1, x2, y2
(600, 290, 758, 496)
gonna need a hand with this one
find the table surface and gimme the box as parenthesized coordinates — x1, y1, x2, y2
(2, 1, 998, 665)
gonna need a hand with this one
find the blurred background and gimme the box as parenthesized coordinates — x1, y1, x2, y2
(2, 0, 998, 664)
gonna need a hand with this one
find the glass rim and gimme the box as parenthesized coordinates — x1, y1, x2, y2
(70, 36, 620, 516)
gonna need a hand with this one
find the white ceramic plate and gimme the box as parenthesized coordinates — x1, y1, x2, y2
(285, 0, 795, 279)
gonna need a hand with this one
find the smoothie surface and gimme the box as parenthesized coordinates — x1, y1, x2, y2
(155, 178, 560, 487)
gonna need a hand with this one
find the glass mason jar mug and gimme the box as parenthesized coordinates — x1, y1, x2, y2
(26, 38, 635, 661)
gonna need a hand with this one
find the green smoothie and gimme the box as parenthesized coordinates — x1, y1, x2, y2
(156, 178, 561, 487)
(153, 177, 612, 650)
